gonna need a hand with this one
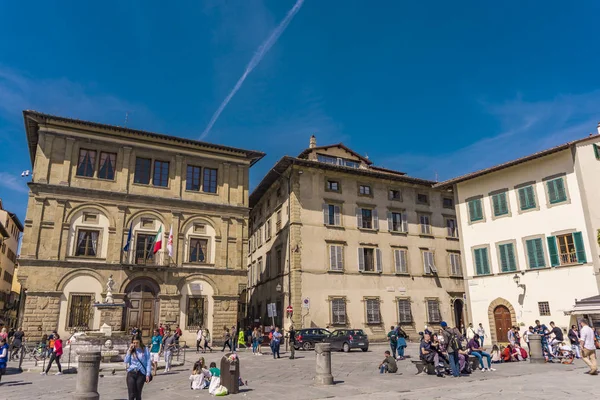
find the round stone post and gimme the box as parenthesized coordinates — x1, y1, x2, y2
(528, 334, 544, 364)
(314, 343, 334, 385)
(73, 351, 101, 400)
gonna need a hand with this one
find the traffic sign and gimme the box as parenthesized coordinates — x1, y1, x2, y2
(302, 297, 310, 309)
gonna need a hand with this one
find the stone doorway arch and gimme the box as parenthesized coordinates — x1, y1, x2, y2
(488, 298, 517, 344)
(124, 277, 161, 338)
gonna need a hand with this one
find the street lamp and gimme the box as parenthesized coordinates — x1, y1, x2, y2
(276, 283, 282, 292)
(513, 274, 520, 286)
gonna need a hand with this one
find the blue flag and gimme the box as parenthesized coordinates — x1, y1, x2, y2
(123, 222, 132, 252)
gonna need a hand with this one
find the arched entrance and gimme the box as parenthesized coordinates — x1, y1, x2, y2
(453, 299, 464, 330)
(124, 278, 160, 337)
(493, 305, 512, 343)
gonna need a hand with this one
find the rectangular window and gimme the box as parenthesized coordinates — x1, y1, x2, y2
(329, 245, 344, 271)
(388, 211, 407, 232)
(427, 299, 441, 323)
(492, 192, 509, 216)
(186, 165, 201, 191)
(323, 204, 341, 226)
(389, 189, 401, 201)
(518, 185, 536, 210)
(134, 157, 152, 184)
(189, 238, 209, 263)
(468, 198, 483, 222)
(68, 294, 93, 329)
(446, 218, 458, 238)
(538, 301, 551, 316)
(358, 208, 374, 229)
(3, 271, 13, 283)
(443, 197, 454, 209)
(276, 248, 283, 274)
(327, 180, 340, 191)
(266, 251, 271, 277)
(358, 248, 382, 272)
(423, 251, 436, 274)
(276, 210, 282, 231)
(265, 219, 272, 240)
(153, 160, 169, 187)
(359, 185, 371, 196)
(498, 243, 517, 272)
(547, 177, 567, 204)
(76, 149, 96, 177)
(417, 193, 429, 204)
(187, 297, 206, 329)
(551, 233, 585, 266)
(331, 298, 346, 325)
(525, 238, 546, 269)
(135, 233, 155, 264)
(365, 298, 381, 324)
(594, 144, 600, 160)
(256, 226, 263, 247)
(449, 253, 462, 276)
(203, 168, 218, 193)
(419, 214, 431, 235)
(397, 299, 412, 323)
(98, 152, 116, 180)
(394, 249, 408, 274)
(75, 229, 99, 257)
(473, 247, 490, 275)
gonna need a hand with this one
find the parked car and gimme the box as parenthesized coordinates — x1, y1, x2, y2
(323, 329, 369, 352)
(294, 328, 330, 350)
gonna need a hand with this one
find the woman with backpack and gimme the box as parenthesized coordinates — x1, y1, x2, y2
(395, 326, 408, 360)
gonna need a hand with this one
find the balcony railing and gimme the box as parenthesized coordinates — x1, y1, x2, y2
(124, 250, 170, 266)
(559, 252, 577, 265)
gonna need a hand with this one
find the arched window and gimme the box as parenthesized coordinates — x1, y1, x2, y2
(68, 208, 110, 260)
(183, 220, 217, 265)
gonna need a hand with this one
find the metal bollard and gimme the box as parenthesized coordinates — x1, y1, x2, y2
(73, 351, 101, 400)
(528, 334, 545, 364)
(314, 343, 334, 385)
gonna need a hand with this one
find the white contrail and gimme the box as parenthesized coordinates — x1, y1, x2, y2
(200, 0, 305, 140)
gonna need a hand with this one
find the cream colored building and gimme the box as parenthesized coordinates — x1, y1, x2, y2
(0, 200, 23, 327)
(436, 130, 600, 343)
(18, 111, 263, 343)
(247, 137, 465, 340)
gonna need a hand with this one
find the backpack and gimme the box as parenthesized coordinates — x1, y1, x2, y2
(448, 331, 461, 353)
(269, 332, 273, 340)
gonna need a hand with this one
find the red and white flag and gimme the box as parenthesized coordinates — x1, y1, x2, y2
(167, 225, 174, 257)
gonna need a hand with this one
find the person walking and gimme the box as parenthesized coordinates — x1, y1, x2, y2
(288, 326, 296, 360)
(41, 333, 63, 375)
(196, 327, 204, 353)
(237, 328, 246, 350)
(476, 323, 486, 347)
(568, 325, 581, 359)
(387, 326, 398, 359)
(0, 338, 8, 384)
(231, 325, 238, 352)
(125, 336, 152, 400)
(271, 327, 282, 359)
(441, 322, 460, 377)
(9, 327, 24, 361)
(466, 323, 476, 340)
(149, 329, 162, 376)
(162, 331, 177, 373)
(204, 328, 213, 352)
(579, 318, 597, 375)
(221, 328, 232, 352)
(396, 326, 408, 360)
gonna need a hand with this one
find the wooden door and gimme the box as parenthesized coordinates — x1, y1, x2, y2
(494, 305, 512, 343)
(127, 298, 155, 338)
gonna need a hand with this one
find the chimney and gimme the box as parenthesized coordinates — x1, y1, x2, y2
(309, 135, 317, 148)
(597, 122, 600, 135)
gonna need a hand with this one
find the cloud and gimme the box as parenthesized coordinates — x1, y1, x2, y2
(0, 172, 29, 194)
(382, 90, 600, 181)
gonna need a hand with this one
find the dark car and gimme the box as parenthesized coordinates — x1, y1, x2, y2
(323, 329, 369, 352)
(294, 328, 331, 350)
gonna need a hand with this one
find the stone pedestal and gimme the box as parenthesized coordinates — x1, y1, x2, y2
(95, 304, 125, 332)
(314, 343, 334, 385)
(73, 351, 101, 400)
(528, 334, 544, 364)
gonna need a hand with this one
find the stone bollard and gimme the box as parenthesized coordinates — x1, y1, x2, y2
(314, 343, 334, 385)
(73, 351, 101, 400)
(528, 334, 544, 364)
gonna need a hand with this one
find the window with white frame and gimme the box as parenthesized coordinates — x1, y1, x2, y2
(449, 253, 462, 276)
(394, 248, 408, 274)
(419, 214, 431, 235)
(357, 207, 378, 230)
(388, 211, 407, 232)
(358, 247, 382, 272)
(422, 250, 436, 274)
(365, 298, 381, 324)
(446, 218, 458, 238)
(329, 244, 344, 271)
(323, 203, 342, 226)
(265, 219, 271, 241)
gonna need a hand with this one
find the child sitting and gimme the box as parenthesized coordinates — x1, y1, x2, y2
(490, 345, 502, 363)
(208, 362, 222, 395)
(190, 368, 204, 390)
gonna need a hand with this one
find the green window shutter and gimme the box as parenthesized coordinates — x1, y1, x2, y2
(499, 244, 508, 272)
(474, 249, 483, 275)
(481, 248, 489, 274)
(499, 193, 508, 215)
(506, 243, 516, 271)
(554, 178, 566, 203)
(469, 199, 482, 222)
(534, 238, 546, 268)
(492, 195, 500, 216)
(492, 193, 507, 216)
(518, 188, 527, 210)
(525, 186, 536, 209)
(594, 144, 600, 160)
(468, 201, 476, 221)
(573, 231, 587, 263)
(526, 239, 537, 268)
(547, 236, 559, 267)
(475, 199, 483, 220)
(547, 180, 558, 204)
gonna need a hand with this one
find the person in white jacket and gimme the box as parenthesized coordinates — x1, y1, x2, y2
(196, 327, 204, 353)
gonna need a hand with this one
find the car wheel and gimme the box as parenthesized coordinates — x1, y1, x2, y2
(343, 342, 350, 353)
(302, 342, 312, 351)
(361, 347, 368, 352)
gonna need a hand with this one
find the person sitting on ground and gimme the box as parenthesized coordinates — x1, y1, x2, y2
(515, 343, 528, 360)
(420, 333, 443, 377)
(379, 350, 398, 374)
(468, 334, 495, 372)
(208, 362, 222, 395)
(190, 367, 204, 390)
(490, 345, 502, 363)
(502, 344, 512, 362)
(510, 344, 522, 361)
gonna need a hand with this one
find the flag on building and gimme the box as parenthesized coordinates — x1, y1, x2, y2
(167, 225, 174, 257)
(123, 222, 133, 252)
(153, 226, 163, 254)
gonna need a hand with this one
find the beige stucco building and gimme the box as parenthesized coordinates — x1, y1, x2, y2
(436, 129, 600, 343)
(247, 137, 465, 340)
(0, 200, 23, 327)
(18, 111, 263, 343)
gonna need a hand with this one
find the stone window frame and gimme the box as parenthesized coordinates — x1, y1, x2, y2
(471, 244, 492, 277)
(514, 181, 540, 215)
(185, 295, 208, 330)
(363, 296, 382, 325)
(542, 173, 571, 209)
(329, 296, 348, 327)
(538, 301, 551, 316)
(447, 251, 462, 277)
(72, 226, 103, 259)
(357, 183, 374, 198)
(75, 148, 97, 179)
(187, 234, 212, 265)
(418, 212, 432, 236)
(444, 215, 459, 238)
(356, 204, 379, 231)
(421, 248, 437, 275)
(388, 187, 403, 202)
(324, 177, 342, 194)
(416, 192, 430, 206)
(396, 296, 413, 325)
(65, 292, 95, 331)
(442, 196, 454, 209)
(488, 188, 512, 220)
(391, 246, 409, 275)
(465, 195, 486, 225)
(425, 297, 442, 324)
(521, 234, 550, 270)
(275, 246, 283, 275)
(323, 199, 344, 228)
(494, 239, 519, 274)
(326, 240, 346, 273)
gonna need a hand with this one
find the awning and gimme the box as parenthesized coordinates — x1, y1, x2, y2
(565, 295, 600, 315)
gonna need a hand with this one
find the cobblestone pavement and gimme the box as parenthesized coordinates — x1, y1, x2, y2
(0, 343, 597, 399)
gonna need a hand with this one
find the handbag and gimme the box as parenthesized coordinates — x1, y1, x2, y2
(132, 350, 153, 382)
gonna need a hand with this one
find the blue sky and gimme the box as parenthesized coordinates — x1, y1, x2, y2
(2, 0, 600, 222)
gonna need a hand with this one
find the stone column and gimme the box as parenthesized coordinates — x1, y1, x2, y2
(528, 334, 544, 363)
(314, 343, 334, 385)
(73, 351, 101, 400)
(50, 199, 67, 260)
(61, 137, 75, 185)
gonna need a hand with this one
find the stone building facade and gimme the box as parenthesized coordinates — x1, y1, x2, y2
(18, 111, 263, 344)
(0, 201, 23, 327)
(247, 137, 465, 340)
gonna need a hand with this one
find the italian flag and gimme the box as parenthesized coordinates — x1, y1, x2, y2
(153, 226, 163, 254)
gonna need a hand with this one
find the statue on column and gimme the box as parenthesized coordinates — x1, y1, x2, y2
(105, 275, 115, 304)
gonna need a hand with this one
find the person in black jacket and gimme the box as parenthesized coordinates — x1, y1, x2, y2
(568, 324, 581, 359)
(288, 326, 296, 360)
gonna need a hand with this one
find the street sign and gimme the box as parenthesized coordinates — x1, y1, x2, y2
(302, 297, 310, 309)
(286, 305, 293, 313)
(267, 302, 277, 317)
